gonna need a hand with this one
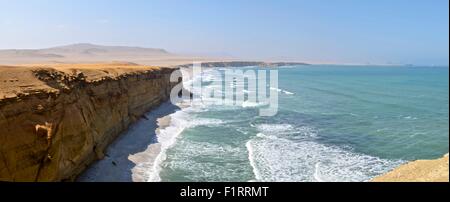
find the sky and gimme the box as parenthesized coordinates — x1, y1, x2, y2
(0, 0, 448, 65)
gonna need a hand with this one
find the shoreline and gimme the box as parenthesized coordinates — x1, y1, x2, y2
(78, 103, 449, 182)
(2, 61, 303, 181)
(146, 102, 190, 182)
(80, 65, 447, 183)
(0, 63, 178, 181)
(1, 62, 447, 182)
(78, 102, 181, 182)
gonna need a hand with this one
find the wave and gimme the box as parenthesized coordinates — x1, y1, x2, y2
(256, 123, 295, 134)
(283, 91, 295, 95)
(246, 140, 262, 181)
(270, 87, 295, 95)
(246, 125, 404, 182)
(145, 105, 228, 181)
(253, 123, 317, 139)
(402, 115, 418, 120)
(242, 101, 268, 108)
(145, 109, 189, 181)
(164, 140, 250, 181)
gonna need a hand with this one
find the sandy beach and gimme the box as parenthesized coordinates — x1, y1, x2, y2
(77, 102, 180, 182)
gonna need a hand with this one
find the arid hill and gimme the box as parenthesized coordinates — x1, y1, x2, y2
(0, 43, 208, 66)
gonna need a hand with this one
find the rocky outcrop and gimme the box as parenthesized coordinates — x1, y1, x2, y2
(0, 65, 178, 181)
(372, 153, 449, 182)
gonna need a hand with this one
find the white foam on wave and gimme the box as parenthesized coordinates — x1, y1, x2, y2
(403, 116, 418, 120)
(256, 123, 294, 134)
(313, 163, 324, 182)
(270, 87, 282, 93)
(242, 101, 268, 108)
(246, 140, 262, 181)
(254, 123, 317, 139)
(256, 132, 278, 140)
(145, 69, 233, 181)
(189, 117, 225, 128)
(283, 91, 295, 95)
(146, 109, 189, 181)
(246, 126, 404, 182)
(145, 106, 227, 181)
(270, 87, 295, 95)
(165, 140, 249, 181)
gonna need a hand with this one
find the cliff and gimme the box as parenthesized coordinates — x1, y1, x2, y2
(0, 60, 307, 182)
(0, 63, 178, 181)
(372, 153, 449, 182)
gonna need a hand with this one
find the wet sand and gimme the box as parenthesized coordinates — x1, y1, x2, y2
(77, 102, 180, 182)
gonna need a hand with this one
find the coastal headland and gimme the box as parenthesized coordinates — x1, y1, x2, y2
(0, 44, 447, 182)
(372, 154, 449, 182)
(0, 60, 307, 181)
(0, 63, 178, 181)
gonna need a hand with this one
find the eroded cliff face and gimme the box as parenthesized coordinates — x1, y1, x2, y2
(0, 65, 177, 181)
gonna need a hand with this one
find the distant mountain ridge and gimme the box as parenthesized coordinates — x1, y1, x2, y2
(0, 43, 170, 58)
(0, 43, 191, 65)
(0, 43, 309, 66)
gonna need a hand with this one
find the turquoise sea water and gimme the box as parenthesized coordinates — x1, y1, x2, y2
(154, 65, 449, 182)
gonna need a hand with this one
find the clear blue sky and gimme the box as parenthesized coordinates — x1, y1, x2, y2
(0, 0, 448, 65)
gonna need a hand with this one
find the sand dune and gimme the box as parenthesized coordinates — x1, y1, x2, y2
(0, 43, 212, 66)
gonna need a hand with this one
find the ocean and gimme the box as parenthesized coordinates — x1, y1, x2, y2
(151, 65, 449, 182)
(80, 65, 449, 182)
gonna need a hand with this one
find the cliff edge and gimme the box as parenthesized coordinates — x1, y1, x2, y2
(0, 63, 178, 181)
(372, 153, 449, 182)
